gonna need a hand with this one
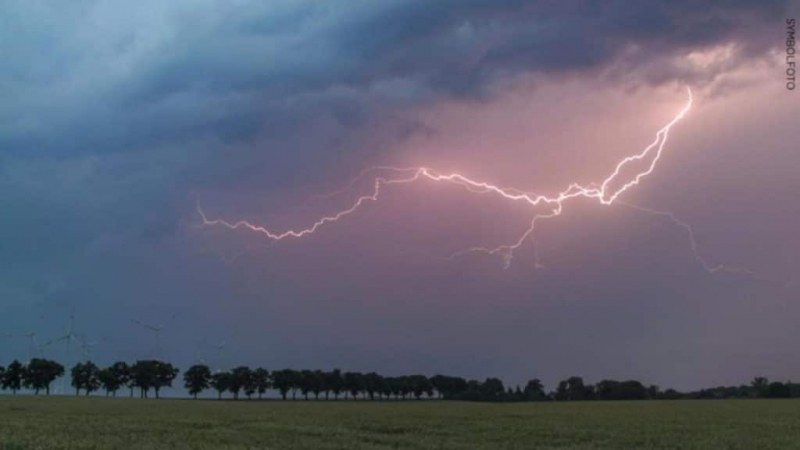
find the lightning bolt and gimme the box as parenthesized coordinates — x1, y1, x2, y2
(197, 89, 747, 274)
(617, 201, 759, 277)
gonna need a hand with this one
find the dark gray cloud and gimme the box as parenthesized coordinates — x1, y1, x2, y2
(3, 0, 783, 208)
(1, 0, 787, 160)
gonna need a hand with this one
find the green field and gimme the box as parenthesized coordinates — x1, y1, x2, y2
(1, 397, 799, 449)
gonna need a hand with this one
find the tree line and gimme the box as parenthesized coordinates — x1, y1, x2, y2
(1, 358, 799, 401)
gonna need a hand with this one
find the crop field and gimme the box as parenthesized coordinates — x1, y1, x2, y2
(1, 397, 799, 449)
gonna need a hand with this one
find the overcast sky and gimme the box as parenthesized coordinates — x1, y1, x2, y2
(1, 0, 799, 391)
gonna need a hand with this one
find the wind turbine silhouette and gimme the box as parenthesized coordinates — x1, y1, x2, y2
(211, 334, 236, 371)
(75, 334, 105, 360)
(132, 313, 178, 360)
(47, 309, 87, 362)
(195, 334, 235, 370)
(41, 308, 94, 396)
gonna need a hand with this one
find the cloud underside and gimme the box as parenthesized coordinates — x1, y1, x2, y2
(0, 0, 788, 157)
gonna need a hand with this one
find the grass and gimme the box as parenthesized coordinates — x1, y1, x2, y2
(1, 397, 799, 449)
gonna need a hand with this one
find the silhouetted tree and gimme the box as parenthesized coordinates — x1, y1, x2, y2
(184, 364, 212, 399)
(229, 366, 252, 400)
(9, 355, 794, 404)
(430, 375, 468, 399)
(343, 372, 364, 400)
(452, 377, 468, 398)
(227, 366, 255, 400)
(647, 385, 660, 399)
(242, 370, 258, 400)
(271, 369, 292, 400)
(401, 376, 415, 399)
(125, 374, 137, 398)
(430, 375, 447, 399)
(130, 361, 152, 398)
(363, 372, 383, 400)
(130, 361, 153, 398)
(751, 377, 769, 398)
(595, 380, 648, 400)
(287, 369, 301, 400)
(309, 370, 325, 400)
(460, 379, 482, 401)
(325, 369, 344, 400)
(767, 381, 791, 398)
(71, 362, 100, 396)
(662, 388, 682, 400)
(108, 362, 130, 398)
(2, 360, 25, 395)
(480, 378, 505, 401)
(210, 371, 231, 399)
(523, 378, 546, 401)
(380, 377, 392, 400)
(254, 368, 270, 400)
(152, 361, 179, 399)
(513, 386, 523, 401)
(129, 360, 176, 399)
(23, 358, 64, 395)
(98, 368, 122, 397)
(399, 376, 414, 399)
(404, 375, 432, 400)
(384, 377, 400, 400)
(298, 369, 324, 400)
(299, 369, 315, 400)
(555, 376, 593, 401)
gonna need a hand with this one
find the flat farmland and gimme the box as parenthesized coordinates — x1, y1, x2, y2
(1, 397, 799, 449)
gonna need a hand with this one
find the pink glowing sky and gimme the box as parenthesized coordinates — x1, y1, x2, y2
(191, 51, 798, 389)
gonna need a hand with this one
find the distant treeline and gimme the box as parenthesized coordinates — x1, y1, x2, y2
(1, 358, 799, 401)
